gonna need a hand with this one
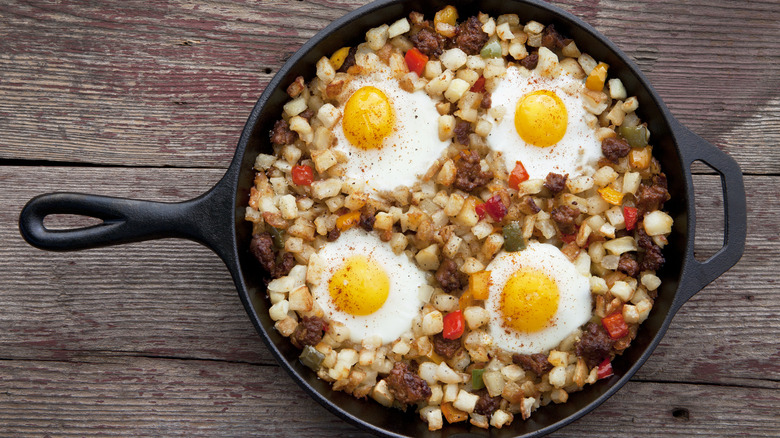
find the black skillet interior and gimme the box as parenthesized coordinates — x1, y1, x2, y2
(231, 0, 691, 436)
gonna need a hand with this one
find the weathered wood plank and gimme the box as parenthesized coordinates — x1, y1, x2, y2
(1, 167, 777, 391)
(0, 0, 777, 173)
(0, 357, 776, 437)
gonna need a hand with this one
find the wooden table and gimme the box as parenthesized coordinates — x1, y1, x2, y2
(2, 1, 778, 436)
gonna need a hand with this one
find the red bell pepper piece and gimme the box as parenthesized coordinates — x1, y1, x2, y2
(484, 194, 507, 221)
(602, 311, 629, 339)
(404, 47, 428, 76)
(291, 164, 314, 186)
(442, 310, 465, 340)
(596, 357, 613, 380)
(475, 202, 487, 221)
(623, 206, 638, 231)
(508, 161, 529, 190)
(470, 76, 486, 93)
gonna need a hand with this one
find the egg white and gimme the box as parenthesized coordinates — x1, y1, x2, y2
(307, 228, 427, 344)
(486, 66, 603, 180)
(485, 242, 592, 354)
(332, 67, 448, 195)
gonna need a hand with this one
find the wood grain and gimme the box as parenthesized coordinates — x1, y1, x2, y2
(0, 357, 777, 437)
(1, 0, 778, 173)
(1, 0, 778, 436)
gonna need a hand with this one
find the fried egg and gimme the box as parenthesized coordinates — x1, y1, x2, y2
(486, 66, 603, 180)
(307, 228, 427, 344)
(485, 242, 591, 354)
(332, 66, 448, 194)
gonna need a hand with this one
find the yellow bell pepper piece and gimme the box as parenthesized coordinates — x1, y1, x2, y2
(469, 270, 491, 300)
(598, 186, 624, 205)
(434, 5, 458, 27)
(330, 46, 350, 70)
(336, 210, 361, 231)
(586, 62, 609, 91)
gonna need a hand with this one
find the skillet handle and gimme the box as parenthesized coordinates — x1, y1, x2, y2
(19, 171, 236, 260)
(671, 119, 746, 312)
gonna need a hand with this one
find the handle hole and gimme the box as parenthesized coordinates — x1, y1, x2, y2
(691, 160, 725, 262)
(43, 214, 104, 230)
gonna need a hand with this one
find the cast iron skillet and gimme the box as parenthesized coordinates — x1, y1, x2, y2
(19, 0, 746, 436)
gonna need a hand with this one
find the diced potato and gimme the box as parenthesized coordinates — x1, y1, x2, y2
(608, 78, 627, 99)
(288, 115, 313, 144)
(559, 57, 585, 79)
(523, 20, 545, 34)
(593, 166, 619, 187)
(444, 78, 471, 103)
(496, 22, 515, 40)
(536, 46, 560, 77)
(590, 276, 609, 294)
(453, 390, 480, 413)
(440, 48, 468, 70)
(316, 103, 341, 128)
(622, 172, 641, 195)
(548, 366, 567, 388)
(311, 149, 337, 173)
(421, 406, 443, 431)
(601, 254, 619, 270)
(316, 56, 336, 84)
(461, 257, 485, 275)
(641, 273, 662, 290)
(372, 379, 394, 407)
(623, 96, 640, 112)
(482, 370, 505, 397)
(425, 69, 454, 97)
(610, 280, 634, 301)
(433, 293, 459, 313)
(490, 409, 513, 429)
(366, 24, 389, 51)
(443, 234, 462, 259)
(603, 236, 638, 255)
(388, 18, 410, 38)
(581, 88, 609, 114)
(422, 311, 444, 336)
(483, 58, 506, 79)
(268, 299, 289, 321)
(311, 179, 342, 199)
(437, 362, 464, 384)
(605, 205, 626, 229)
(455, 197, 480, 227)
(463, 306, 490, 329)
(283, 96, 307, 118)
(644, 210, 674, 236)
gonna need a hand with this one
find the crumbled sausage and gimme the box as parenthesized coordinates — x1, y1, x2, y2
(270, 119, 297, 146)
(290, 316, 326, 349)
(359, 206, 376, 231)
(454, 16, 489, 55)
(435, 257, 466, 293)
(480, 92, 492, 109)
(337, 46, 358, 73)
(521, 196, 541, 214)
(618, 253, 640, 277)
(551, 205, 579, 235)
(541, 24, 572, 50)
(544, 172, 568, 194)
(432, 333, 461, 359)
(519, 51, 539, 69)
(453, 150, 494, 192)
(512, 353, 553, 375)
(385, 362, 432, 405)
(575, 322, 615, 368)
(299, 108, 315, 121)
(636, 173, 670, 213)
(637, 228, 665, 271)
(473, 388, 501, 416)
(250, 233, 295, 279)
(602, 137, 631, 162)
(454, 119, 471, 145)
(326, 227, 340, 242)
(411, 26, 446, 57)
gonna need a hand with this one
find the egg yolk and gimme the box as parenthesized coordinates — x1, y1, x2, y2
(342, 86, 395, 150)
(328, 255, 390, 316)
(514, 90, 568, 148)
(500, 269, 560, 333)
